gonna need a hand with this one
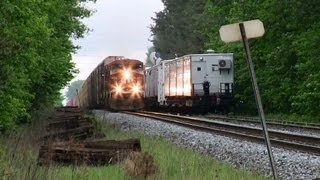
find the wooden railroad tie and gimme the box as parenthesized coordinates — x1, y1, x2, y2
(38, 107, 141, 166)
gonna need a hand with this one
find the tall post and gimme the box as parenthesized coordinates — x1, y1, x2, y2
(239, 23, 278, 179)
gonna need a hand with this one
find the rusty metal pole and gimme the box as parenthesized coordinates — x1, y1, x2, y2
(239, 23, 278, 180)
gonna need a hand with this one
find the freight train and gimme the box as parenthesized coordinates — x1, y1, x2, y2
(144, 53, 234, 113)
(67, 56, 145, 111)
(67, 53, 234, 113)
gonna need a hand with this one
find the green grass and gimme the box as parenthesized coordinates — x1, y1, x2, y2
(99, 122, 266, 180)
(0, 116, 267, 180)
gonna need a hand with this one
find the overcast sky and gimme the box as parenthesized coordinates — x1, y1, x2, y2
(72, 0, 164, 81)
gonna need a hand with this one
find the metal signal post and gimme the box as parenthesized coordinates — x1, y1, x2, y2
(219, 20, 278, 179)
(239, 22, 278, 180)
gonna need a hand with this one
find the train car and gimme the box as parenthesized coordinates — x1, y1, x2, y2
(74, 56, 144, 111)
(145, 53, 234, 113)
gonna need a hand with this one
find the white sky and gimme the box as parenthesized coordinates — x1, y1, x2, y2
(71, 0, 164, 81)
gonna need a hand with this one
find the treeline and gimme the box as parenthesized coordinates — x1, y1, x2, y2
(65, 80, 85, 102)
(0, 0, 95, 133)
(151, 0, 320, 120)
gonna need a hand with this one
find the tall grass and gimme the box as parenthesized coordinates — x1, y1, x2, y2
(0, 114, 267, 180)
(100, 122, 266, 180)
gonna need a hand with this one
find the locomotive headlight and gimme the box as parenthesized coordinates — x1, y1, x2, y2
(123, 69, 131, 80)
(115, 85, 122, 93)
(132, 85, 140, 93)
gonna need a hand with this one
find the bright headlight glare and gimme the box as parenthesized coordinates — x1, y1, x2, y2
(123, 70, 131, 80)
(115, 86, 122, 93)
(132, 85, 140, 93)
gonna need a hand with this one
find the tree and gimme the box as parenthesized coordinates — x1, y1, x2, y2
(66, 80, 85, 101)
(0, 0, 96, 133)
(54, 93, 65, 107)
(150, 0, 207, 59)
(203, 0, 320, 118)
(145, 46, 155, 67)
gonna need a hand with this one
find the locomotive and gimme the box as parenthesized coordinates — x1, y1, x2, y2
(67, 56, 145, 111)
(144, 53, 234, 113)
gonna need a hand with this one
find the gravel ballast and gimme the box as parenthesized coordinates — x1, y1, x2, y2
(204, 116, 320, 137)
(93, 110, 320, 179)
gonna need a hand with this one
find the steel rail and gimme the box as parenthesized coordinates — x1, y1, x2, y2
(205, 115, 320, 129)
(125, 111, 320, 156)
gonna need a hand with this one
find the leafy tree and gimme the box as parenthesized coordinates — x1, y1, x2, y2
(151, 0, 207, 59)
(66, 80, 85, 101)
(0, 0, 96, 133)
(291, 24, 320, 116)
(54, 93, 65, 107)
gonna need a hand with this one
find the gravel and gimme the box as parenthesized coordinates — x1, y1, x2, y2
(203, 117, 320, 137)
(93, 110, 320, 180)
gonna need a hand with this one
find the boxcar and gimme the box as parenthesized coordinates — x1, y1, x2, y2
(144, 53, 234, 113)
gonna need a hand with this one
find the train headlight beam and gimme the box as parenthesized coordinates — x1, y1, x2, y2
(132, 85, 140, 93)
(115, 86, 122, 93)
(123, 69, 131, 80)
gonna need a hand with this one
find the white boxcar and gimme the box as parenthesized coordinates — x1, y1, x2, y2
(144, 60, 171, 107)
(144, 66, 158, 98)
(145, 53, 234, 113)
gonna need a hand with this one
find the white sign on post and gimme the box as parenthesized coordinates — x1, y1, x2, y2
(219, 19, 265, 42)
(219, 19, 278, 179)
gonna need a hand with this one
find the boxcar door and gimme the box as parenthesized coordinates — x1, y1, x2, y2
(191, 60, 207, 96)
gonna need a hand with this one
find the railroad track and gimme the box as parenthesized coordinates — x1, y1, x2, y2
(125, 111, 320, 156)
(204, 114, 320, 132)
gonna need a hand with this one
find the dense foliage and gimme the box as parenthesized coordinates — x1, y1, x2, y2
(151, 0, 320, 120)
(151, 0, 207, 59)
(0, 0, 96, 133)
